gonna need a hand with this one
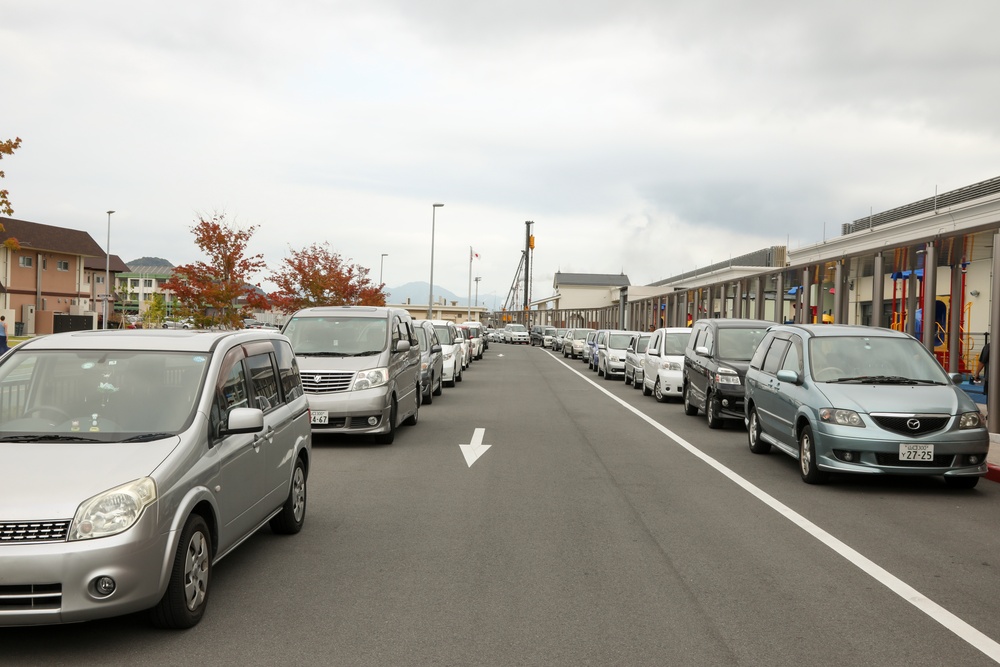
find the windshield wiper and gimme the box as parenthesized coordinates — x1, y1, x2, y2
(828, 375, 942, 385)
(353, 350, 383, 356)
(119, 432, 174, 442)
(296, 351, 351, 357)
(0, 434, 103, 442)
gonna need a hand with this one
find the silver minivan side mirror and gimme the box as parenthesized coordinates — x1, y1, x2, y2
(395, 340, 411, 353)
(222, 407, 264, 435)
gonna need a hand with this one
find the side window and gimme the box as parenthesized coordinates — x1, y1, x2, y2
(391, 317, 402, 346)
(649, 333, 660, 353)
(781, 336, 803, 374)
(247, 353, 280, 411)
(750, 333, 776, 369)
(210, 350, 249, 439)
(762, 338, 790, 375)
(272, 339, 304, 401)
(702, 329, 715, 355)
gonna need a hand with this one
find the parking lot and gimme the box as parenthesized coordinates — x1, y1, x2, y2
(5, 342, 1000, 666)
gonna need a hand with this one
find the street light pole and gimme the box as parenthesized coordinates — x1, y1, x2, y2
(427, 203, 444, 319)
(379, 253, 388, 286)
(474, 276, 481, 311)
(103, 210, 115, 329)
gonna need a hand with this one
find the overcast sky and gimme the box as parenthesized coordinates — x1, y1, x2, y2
(3, 1, 999, 309)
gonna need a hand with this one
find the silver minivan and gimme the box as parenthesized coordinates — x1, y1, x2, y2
(281, 306, 421, 444)
(0, 329, 311, 628)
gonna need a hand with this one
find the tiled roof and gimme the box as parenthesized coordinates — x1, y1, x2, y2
(553, 272, 631, 288)
(83, 254, 131, 273)
(0, 217, 106, 257)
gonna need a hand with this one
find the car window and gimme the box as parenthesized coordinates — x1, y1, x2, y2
(432, 325, 454, 345)
(648, 332, 659, 351)
(781, 336, 803, 374)
(715, 327, 767, 361)
(663, 332, 687, 355)
(414, 327, 428, 350)
(247, 352, 280, 412)
(272, 339, 303, 401)
(761, 338, 790, 375)
(284, 316, 388, 355)
(635, 335, 650, 353)
(810, 335, 948, 382)
(702, 329, 714, 354)
(750, 332, 775, 369)
(211, 352, 250, 439)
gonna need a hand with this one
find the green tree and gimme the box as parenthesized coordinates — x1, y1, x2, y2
(161, 213, 270, 329)
(268, 242, 386, 313)
(143, 293, 168, 329)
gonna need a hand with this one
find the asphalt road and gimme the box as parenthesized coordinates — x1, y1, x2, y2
(6, 343, 1000, 666)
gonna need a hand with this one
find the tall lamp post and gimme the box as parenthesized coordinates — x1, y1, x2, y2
(427, 203, 444, 318)
(379, 253, 389, 286)
(103, 210, 115, 329)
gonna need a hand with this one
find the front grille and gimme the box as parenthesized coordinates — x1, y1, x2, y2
(0, 520, 70, 543)
(871, 414, 949, 436)
(0, 583, 62, 610)
(875, 453, 955, 467)
(301, 371, 354, 394)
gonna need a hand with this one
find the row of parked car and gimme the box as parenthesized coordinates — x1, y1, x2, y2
(0, 305, 491, 631)
(548, 319, 990, 489)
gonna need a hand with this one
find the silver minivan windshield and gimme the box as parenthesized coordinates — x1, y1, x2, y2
(0, 349, 209, 440)
(809, 335, 950, 384)
(284, 316, 388, 356)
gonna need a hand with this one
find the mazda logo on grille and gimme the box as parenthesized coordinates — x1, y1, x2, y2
(906, 418, 921, 430)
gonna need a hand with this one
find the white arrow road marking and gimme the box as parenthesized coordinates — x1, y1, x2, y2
(460, 428, 491, 467)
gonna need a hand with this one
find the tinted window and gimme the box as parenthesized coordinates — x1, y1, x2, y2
(247, 353, 280, 411)
(762, 339, 790, 374)
(750, 332, 775, 369)
(716, 327, 767, 361)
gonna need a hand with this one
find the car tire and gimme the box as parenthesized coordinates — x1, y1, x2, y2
(422, 382, 433, 405)
(404, 388, 419, 426)
(433, 375, 443, 396)
(642, 377, 652, 396)
(270, 457, 307, 535)
(944, 476, 980, 489)
(456, 366, 463, 382)
(633, 373, 643, 390)
(598, 363, 604, 377)
(798, 424, 828, 484)
(683, 384, 698, 416)
(150, 514, 212, 629)
(747, 407, 771, 454)
(654, 378, 668, 403)
(374, 398, 397, 444)
(605, 366, 616, 381)
(624, 369, 632, 386)
(706, 392, 723, 429)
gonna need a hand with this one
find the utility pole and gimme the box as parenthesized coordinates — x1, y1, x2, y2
(523, 221, 534, 317)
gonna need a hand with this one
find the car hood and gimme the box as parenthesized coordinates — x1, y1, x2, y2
(295, 354, 388, 372)
(718, 360, 751, 378)
(0, 438, 180, 520)
(814, 382, 975, 415)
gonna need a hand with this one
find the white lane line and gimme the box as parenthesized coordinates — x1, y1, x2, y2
(550, 352, 1000, 663)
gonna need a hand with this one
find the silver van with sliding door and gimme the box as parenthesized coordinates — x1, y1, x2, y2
(281, 306, 421, 444)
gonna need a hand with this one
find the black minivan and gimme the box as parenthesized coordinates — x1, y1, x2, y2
(682, 318, 772, 429)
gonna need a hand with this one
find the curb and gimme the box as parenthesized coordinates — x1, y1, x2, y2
(988, 464, 1000, 484)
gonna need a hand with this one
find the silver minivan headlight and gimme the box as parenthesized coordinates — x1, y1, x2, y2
(69, 477, 157, 541)
(354, 368, 389, 390)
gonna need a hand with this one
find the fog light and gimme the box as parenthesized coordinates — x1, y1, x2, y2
(969, 455, 981, 465)
(94, 576, 116, 597)
(367, 416, 378, 426)
(721, 398, 730, 407)
(843, 451, 855, 462)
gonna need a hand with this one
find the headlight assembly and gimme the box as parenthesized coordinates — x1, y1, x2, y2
(69, 477, 157, 541)
(354, 368, 389, 390)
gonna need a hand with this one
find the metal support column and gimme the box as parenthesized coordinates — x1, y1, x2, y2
(801, 268, 812, 324)
(989, 231, 1000, 432)
(921, 243, 937, 351)
(872, 252, 885, 328)
(949, 260, 963, 373)
(774, 273, 785, 323)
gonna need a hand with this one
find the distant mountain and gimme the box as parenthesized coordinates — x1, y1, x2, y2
(128, 256, 173, 267)
(386, 281, 501, 310)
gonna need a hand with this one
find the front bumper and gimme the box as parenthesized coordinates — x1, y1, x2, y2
(0, 509, 170, 626)
(654, 369, 684, 397)
(811, 423, 989, 477)
(305, 385, 392, 434)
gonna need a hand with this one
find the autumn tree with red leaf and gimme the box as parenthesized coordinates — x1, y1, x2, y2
(268, 242, 386, 313)
(0, 136, 21, 218)
(162, 213, 270, 329)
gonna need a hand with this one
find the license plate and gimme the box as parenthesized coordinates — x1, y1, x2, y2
(311, 410, 329, 425)
(899, 443, 934, 461)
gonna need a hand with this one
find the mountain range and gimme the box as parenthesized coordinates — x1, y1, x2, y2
(386, 281, 499, 309)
